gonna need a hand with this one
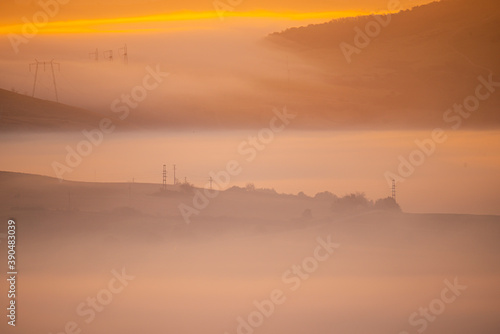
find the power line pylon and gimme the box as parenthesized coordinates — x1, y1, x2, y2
(29, 59, 60, 102)
(103, 49, 113, 61)
(391, 179, 396, 200)
(119, 44, 128, 65)
(162, 164, 167, 191)
(89, 48, 98, 61)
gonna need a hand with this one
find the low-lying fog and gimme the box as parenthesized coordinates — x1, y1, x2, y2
(0, 20, 311, 114)
(1, 186, 499, 334)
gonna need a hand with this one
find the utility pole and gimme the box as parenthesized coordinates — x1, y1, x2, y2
(162, 164, 167, 191)
(173, 164, 176, 185)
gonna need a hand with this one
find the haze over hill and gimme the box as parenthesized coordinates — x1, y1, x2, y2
(267, 0, 500, 129)
(1, 0, 499, 130)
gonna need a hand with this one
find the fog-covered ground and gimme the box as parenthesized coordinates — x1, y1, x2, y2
(0, 172, 499, 334)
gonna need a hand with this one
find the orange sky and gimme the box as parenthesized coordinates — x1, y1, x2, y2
(0, 0, 437, 33)
(0, 10, 370, 34)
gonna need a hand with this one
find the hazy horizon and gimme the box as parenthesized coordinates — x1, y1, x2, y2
(1, 128, 500, 215)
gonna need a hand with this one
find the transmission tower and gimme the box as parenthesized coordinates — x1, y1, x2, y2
(29, 59, 60, 102)
(89, 48, 98, 61)
(162, 165, 167, 191)
(103, 49, 113, 61)
(119, 44, 128, 65)
(391, 179, 396, 200)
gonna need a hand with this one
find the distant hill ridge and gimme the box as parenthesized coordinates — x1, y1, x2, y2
(268, 0, 499, 54)
(265, 0, 500, 128)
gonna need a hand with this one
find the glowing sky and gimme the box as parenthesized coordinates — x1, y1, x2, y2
(0, 0, 437, 34)
(0, 10, 370, 34)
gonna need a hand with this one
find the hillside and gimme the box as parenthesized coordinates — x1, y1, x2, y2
(0, 171, 398, 225)
(266, 0, 500, 128)
(0, 88, 106, 131)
